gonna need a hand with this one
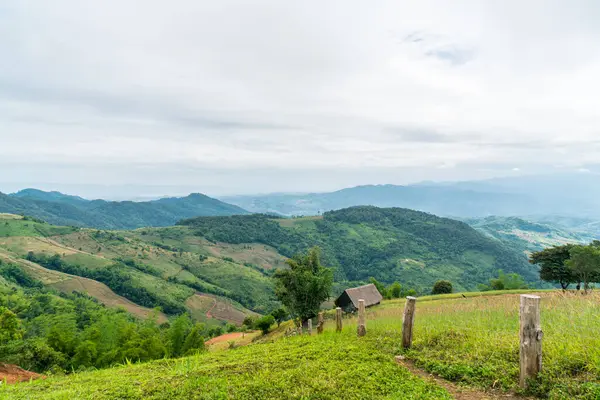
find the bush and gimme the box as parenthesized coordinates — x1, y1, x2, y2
(255, 315, 275, 335)
(431, 280, 453, 294)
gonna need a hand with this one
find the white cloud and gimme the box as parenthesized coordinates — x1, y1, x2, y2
(1, 0, 600, 194)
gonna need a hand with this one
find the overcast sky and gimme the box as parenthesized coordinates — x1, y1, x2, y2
(1, 1, 600, 198)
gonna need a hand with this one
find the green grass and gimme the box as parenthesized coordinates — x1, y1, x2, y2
(0, 218, 77, 237)
(1, 331, 450, 400)
(4, 291, 600, 399)
(371, 291, 600, 398)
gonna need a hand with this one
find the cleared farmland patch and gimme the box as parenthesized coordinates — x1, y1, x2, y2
(50, 277, 168, 323)
(185, 293, 256, 325)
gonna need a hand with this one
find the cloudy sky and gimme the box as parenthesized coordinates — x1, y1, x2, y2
(1, 0, 600, 198)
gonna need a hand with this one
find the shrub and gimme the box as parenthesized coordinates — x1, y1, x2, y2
(255, 315, 275, 335)
(431, 280, 453, 294)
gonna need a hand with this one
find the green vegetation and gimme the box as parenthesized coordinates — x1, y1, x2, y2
(431, 280, 452, 294)
(0, 260, 211, 373)
(254, 315, 275, 335)
(0, 190, 248, 229)
(389, 292, 600, 398)
(477, 270, 529, 291)
(466, 216, 594, 253)
(2, 326, 450, 400)
(530, 244, 577, 289)
(273, 247, 333, 325)
(179, 206, 539, 292)
(531, 241, 600, 292)
(0, 215, 266, 325)
(7, 290, 600, 399)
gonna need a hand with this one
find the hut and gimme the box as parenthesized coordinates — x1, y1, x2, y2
(334, 284, 383, 312)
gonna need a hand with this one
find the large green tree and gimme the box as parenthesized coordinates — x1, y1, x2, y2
(567, 245, 600, 293)
(273, 247, 333, 325)
(529, 244, 577, 290)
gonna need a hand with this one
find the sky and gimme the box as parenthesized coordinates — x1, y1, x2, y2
(1, 0, 600, 199)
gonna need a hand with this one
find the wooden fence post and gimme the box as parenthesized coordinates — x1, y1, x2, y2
(336, 307, 342, 332)
(317, 312, 324, 334)
(307, 319, 313, 335)
(520, 295, 542, 388)
(402, 296, 417, 349)
(357, 299, 366, 337)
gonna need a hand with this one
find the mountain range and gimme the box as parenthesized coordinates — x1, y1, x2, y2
(0, 189, 248, 229)
(222, 173, 600, 218)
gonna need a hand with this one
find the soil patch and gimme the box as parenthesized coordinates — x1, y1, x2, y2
(0, 363, 44, 384)
(205, 332, 246, 345)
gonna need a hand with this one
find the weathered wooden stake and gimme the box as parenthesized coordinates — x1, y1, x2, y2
(520, 294, 542, 388)
(336, 307, 342, 332)
(357, 299, 366, 337)
(307, 319, 313, 335)
(317, 312, 324, 334)
(402, 296, 417, 349)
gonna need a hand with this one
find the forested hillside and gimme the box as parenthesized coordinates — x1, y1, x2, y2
(465, 216, 595, 254)
(0, 190, 249, 229)
(179, 206, 539, 291)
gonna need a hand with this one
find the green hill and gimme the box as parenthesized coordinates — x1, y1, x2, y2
(178, 206, 540, 291)
(0, 214, 271, 320)
(0, 190, 249, 229)
(465, 216, 596, 253)
(4, 291, 600, 399)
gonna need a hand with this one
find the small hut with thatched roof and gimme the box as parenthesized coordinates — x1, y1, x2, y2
(334, 284, 383, 313)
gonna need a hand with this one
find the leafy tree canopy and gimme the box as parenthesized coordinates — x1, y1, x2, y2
(273, 247, 333, 324)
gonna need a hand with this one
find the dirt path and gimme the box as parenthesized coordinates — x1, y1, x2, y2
(205, 297, 218, 319)
(395, 356, 528, 400)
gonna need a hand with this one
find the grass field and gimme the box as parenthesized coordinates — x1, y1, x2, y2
(5, 290, 600, 399)
(1, 330, 450, 400)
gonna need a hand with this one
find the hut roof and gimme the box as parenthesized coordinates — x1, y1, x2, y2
(338, 284, 383, 308)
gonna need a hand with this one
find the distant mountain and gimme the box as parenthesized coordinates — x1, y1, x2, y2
(178, 206, 540, 291)
(222, 173, 600, 218)
(0, 190, 249, 229)
(12, 188, 89, 205)
(464, 216, 597, 254)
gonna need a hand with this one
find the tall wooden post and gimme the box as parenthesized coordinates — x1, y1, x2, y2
(336, 307, 342, 332)
(357, 299, 366, 337)
(520, 295, 542, 388)
(317, 312, 324, 334)
(402, 296, 417, 349)
(307, 319, 313, 335)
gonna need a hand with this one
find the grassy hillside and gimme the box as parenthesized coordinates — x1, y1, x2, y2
(4, 290, 599, 399)
(179, 206, 539, 291)
(0, 214, 267, 324)
(0, 190, 249, 229)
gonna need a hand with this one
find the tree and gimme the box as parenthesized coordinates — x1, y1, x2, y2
(567, 245, 600, 293)
(168, 314, 191, 357)
(388, 282, 402, 298)
(273, 247, 333, 325)
(369, 277, 387, 298)
(530, 245, 577, 290)
(0, 307, 22, 344)
(254, 315, 275, 335)
(270, 308, 288, 327)
(432, 280, 452, 294)
(181, 323, 206, 355)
